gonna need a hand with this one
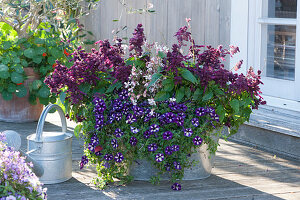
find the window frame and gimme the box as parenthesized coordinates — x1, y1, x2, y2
(230, 0, 300, 103)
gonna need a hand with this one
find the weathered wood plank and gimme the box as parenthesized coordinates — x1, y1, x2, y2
(219, 0, 231, 69)
(148, 0, 169, 45)
(190, 0, 206, 45)
(47, 179, 300, 200)
(205, 0, 220, 47)
(125, 0, 148, 39)
(83, 0, 227, 48)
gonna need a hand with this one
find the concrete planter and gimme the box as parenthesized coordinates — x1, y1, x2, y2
(129, 141, 217, 181)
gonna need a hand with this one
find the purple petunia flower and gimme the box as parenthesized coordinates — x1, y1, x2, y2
(155, 153, 164, 162)
(165, 146, 173, 155)
(191, 118, 199, 127)
(195, 107, 207, 117)
(210, 113, 220, 121)
(126, 113, 137, 124)
(88, 143, 95, 152)
(119, 89, 129, 100)
(129, 136, 138, 146)
(179, 104, 188, 112)
(133, 106, 144, 116)
(114, 128, 124, 138)
(130, 126, 139, 134)
(171, 183, 181, 191)
(95, 151, 102, 156)
(169, 99, 177, 108)
(107, 114, 115, 124)
(115, 112, 123, 121)
(90, 135, 99, 145)
(149, 124, 160, 133)
(175, 104, 187, 112)
(165, 163, 171, 171)
(165, 112, 176, 123)
(93, 98, 106, 113)
(122, 104, 130, 115)
(94, 104, 106, 113)
(111, 139, 118, 148)
(144, 116, 151, 123)
(193, 136, 203, 145)
(95, 114, 104, 124)
(173, 161, 181, 170)
(172, 145, 180, 152)
(183, 128, 193, 137)
(114, 152, 124, 163)
(102, 162, 110, 168)
(81, 155, 88, 164)
(175, 116, 184, 126)
(162, 131, 173, 140)
(177, 112, 186, 119)
(80, 155, 88, 169)
(169, 101, 177, 110)
(95, 114, 104, 130)
(95, 123, 103, 131)
(93, 97, 105, 106)
(145, 110, 156, 121)
(104, 154, 113, 161)
(207, 107, 215, 113)
(148, 143, 158, 152)
(112, 100, 123, 111)
(143, 130, 151, 139)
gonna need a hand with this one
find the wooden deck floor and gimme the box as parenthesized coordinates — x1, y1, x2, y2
(1, 113, 299, 200)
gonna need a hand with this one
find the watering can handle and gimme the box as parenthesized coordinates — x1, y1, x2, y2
(35, 104, 67, 142)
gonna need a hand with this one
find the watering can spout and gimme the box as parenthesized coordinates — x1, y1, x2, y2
(3, 130, 44, 177)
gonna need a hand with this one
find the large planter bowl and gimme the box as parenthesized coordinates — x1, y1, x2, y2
(0, 68, 43, 122)
(129, 138, 218, 181)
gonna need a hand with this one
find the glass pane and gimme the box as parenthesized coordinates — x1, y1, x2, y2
(266, 25, 296, 80)
(268, 0, 297, 18)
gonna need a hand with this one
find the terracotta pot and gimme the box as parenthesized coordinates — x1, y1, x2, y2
(0, 67, 44, 122)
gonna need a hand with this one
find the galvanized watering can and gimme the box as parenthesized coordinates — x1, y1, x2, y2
(26, 104, 73, 184)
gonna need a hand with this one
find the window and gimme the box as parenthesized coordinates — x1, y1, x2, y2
(231, 0, 300, 103)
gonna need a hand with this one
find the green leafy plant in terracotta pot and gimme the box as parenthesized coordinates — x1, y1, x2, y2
(0, 0, 99, 122)
(0, 22, 70, 122)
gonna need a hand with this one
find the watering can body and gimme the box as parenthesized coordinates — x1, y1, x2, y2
(27, 104, 73, 184)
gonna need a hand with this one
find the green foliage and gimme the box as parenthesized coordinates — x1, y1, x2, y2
(163, 79, 174, 92)
(0, 22, 71, 105)
(148, 73, 163, 88)
(158, 51, 166, 59)
(179, 68, 197, 84)
(155, 91, 170, 101)
(106, 81, 122, 93)
(175, 86, 185, 102)
(202, 89, 213, 101)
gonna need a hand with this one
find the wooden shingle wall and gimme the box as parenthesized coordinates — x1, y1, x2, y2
(84, 0, 231, 66)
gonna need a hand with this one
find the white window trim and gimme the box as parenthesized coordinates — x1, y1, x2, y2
(257, 18, 297, 25)
(230, 0, 300, 111)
